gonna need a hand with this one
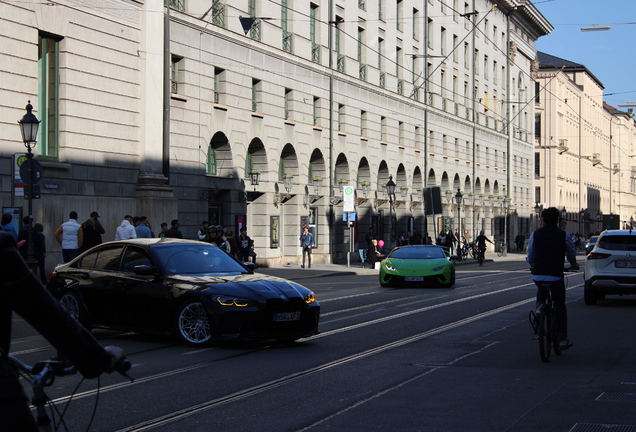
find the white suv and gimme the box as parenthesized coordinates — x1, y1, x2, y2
(584, 229, 636, 305)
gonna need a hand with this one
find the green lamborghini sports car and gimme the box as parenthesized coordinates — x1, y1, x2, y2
(379, 245, 457, 288)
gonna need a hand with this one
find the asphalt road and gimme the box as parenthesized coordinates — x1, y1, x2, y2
(9, 257, 636, 432)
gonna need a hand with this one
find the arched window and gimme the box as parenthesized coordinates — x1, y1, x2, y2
(207, 146, 217, 175)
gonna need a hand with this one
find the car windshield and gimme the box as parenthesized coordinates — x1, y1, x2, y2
(152, 244, 249, 275)
(388, 247, 446, 259)
(598, 235, 636, 251)
(588, 236, 598, 244)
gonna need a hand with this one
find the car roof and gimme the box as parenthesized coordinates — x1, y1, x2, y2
(599, 230, 635, 237)
(100, 238, 211, 247)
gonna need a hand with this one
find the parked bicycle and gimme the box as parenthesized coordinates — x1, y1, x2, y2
(528, 268, 577, 362)
(496, 241, 507, 257)
(7, 355, 132, 431)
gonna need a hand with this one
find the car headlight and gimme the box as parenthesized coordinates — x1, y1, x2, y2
(304, 292, 317, 304)
(385, 264, 396, 272)
(213, 296, 256, 307)
(433, 265, 446, 272)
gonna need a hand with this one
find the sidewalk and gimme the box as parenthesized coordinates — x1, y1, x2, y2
(255, 251, 529, 280)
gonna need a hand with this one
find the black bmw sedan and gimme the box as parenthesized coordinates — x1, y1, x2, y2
(47, 238, 320, 346)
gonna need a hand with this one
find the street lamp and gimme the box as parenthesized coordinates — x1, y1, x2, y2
(454, 188, 463, 260)
(385, 175, 396, 248)
(249, 169, 260, 191)
(283, 173, 293, 193)
(18, 101, 40, 271)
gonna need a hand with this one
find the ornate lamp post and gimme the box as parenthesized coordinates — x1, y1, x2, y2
(385, 175, 396, 248)
(454, 188, 463, 259)
(18, 101, 40, 271)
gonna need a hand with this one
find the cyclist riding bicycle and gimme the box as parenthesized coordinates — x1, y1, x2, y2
(0, 232, 125, 431)
(475, 230, 493, 265)
(526, 207, 579, 351)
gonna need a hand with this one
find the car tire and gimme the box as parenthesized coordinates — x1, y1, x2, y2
(59, 290, 91, 330)
(584, 280, 597, 305)
(450, 269, 456, 285)
(174, 300, 213, 346)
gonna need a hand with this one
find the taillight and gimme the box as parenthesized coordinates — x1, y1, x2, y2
(48, 271, 57, 281)
(587, 252, 611, 260)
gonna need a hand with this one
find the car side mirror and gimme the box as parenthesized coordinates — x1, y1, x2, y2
(243, 262, 255, 272)
(449, 255, 458, 261)
(134, 265, 158, 276)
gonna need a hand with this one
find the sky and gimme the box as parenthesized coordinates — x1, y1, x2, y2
(533, 0, 636, 108)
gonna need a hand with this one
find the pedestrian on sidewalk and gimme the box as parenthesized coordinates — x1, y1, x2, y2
(300, 226, 313, 268)
(115, 215, 137, 240)
(238, 227, 256, 265)
(135, 216, 152, 238)
(55, 211, 83, 262)
(90, 211, 105, 243)
(80, 218, 102, 253)
(1, 213, 18, 238)
(165, 219, 183, 238)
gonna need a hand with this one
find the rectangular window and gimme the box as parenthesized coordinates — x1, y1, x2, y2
(453, 34, 458, 63)
(427, 18, 433, 49)
(535, 187, 541, 204)
(313, 97, 320, 126)
(399, 121, 404, 144)
(171, 55, 183, 94)
(378, 37, 384, 70)
(535, 152, 540, 177)
(381, 116, 387, 142)
(484, 19, 489, 43)
(284, 88, 292, 120)
(358, 27, 365, 63)
(412, 8, 419, 40)
(484, 55, 488, 80)
(535, 82, 540, 103)
(453, 0, 458, 21)
(440, 27, 446, 56)
(310, 4, 319, 63)
(415, 126, 422, 149)
(379, 0, 384, 21)
(281, 0, 292, 53)
(248, 0, 261, 40)
(396, 46, 402, 78)
(474, 49, 479, 74)
(464, 3, 470, 30)
(396, 0, 403, 31)
(535, 114, 541, 139)
(338, 104, 345, 131)
(251, 79, 261, 112)
(38, 34, 61, 159)
(493, 25, 497, 46)
(493, 60, 497, 84)
(361, 110, 367, 136)
(214, 67, 225, 104)
(464, 42, 469, 68)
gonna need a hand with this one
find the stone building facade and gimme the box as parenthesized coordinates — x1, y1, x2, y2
(534, 52, 636, 237)
(1, 0, 551, 267)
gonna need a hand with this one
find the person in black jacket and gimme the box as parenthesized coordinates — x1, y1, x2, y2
(526, 207, 579, 350)
(0, 232, 125, 431)
(17, 216, 45, 282)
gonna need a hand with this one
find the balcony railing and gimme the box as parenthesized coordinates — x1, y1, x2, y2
(397, 79, 404, 95)
(170, 0, 185, 12)
(211, 1, 225, 27)
(337, 54, 345, 73)
(171, 79, 178, 93)
(311, 43, 321, 64)
(359, 63, 367, 81)
(250, 20, 261, 41)
(283, 31, 293, 53)
(379, 72, 386, 88)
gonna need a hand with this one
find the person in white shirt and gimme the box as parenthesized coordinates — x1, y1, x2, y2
(115, 215, 137, 241)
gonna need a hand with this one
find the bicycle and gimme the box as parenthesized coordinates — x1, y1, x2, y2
(496, 241, 507, 257)
(528, 268, 576, 362)
(7, 355, 132, 431)
(476, 247, 485, 266)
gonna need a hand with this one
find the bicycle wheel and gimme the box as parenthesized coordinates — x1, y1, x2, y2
(538, 310, 551, 362)
(497, 243, 504, 257)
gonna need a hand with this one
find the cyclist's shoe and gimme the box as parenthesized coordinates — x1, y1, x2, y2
(558, 339, 574, 350)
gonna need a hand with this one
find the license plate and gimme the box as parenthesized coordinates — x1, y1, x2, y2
(273, 311, 300, 322)
(404, 277, 424, 282)
(615, 260, 636, 268)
